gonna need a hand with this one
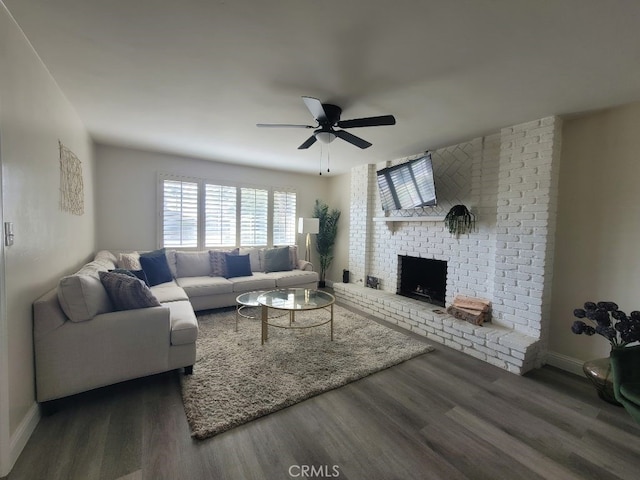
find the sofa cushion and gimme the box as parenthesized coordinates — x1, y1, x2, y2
(140, 249, 173, 286)
(99, 271, 161, 311)
(176, 251, 211, 277)
(225, 254, 253, 278)
(228, 272, 277, 293)
(76, 260, 109, 278)
(239, 247, 262, 272)
(263, 246, 292, 273)
(118, 252, 141, 270)
(209, 248, 239, 277)
(57, 274, 114, 322)
(165, 300, 199, 346)
(176, 276, 234, 297)
(94, 251, 118, 270)
(150, 281, 189, 303)
(165, 249, 178, 278)
(288, 245, 298, 270)
(272, 269, 319, 288)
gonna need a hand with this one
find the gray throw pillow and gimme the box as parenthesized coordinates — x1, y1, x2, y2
(209, 248, 239, 277)
(99, 271, 161, 311)
(263, 246, 292, 273)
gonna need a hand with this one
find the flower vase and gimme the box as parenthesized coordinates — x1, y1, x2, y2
(582, 356, 622, 406)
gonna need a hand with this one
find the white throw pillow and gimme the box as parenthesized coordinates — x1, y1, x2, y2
(118, 252, 141, 270)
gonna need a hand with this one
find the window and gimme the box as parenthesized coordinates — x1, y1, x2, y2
(205, 184, 237, 247)
(160, 175, 295, 249)
(240, 187, 268, 246)
(273, 191, 297, 245)
(162, 179, 198, 248)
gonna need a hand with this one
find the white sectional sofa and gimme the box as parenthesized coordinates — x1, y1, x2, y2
(33, 246, 318, 403)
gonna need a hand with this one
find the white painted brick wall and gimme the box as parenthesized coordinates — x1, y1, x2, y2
(346, 116, 561, 374)
(333, 283, 539, 374)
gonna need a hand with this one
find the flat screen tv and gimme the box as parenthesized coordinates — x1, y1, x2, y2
(376, 153, 437, 211)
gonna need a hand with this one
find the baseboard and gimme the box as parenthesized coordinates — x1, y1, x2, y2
(6, 402, 39, 475)
(545, 351, 584, 377)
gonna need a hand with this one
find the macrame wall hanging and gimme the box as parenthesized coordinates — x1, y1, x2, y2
(58, 141, 84, 215)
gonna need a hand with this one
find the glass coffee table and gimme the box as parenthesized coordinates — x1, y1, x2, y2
(257, 288, 335, 345)
(235, 291, 266, 332)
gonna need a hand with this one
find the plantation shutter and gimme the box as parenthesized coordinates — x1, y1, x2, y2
(273, 191, 297, 245)
(240, 187, 268, 246)
(205, 184, 237, 247)
(163, 179, 198, 248)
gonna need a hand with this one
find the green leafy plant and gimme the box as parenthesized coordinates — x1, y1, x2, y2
(313, 199, 341, 286)
(444, 204, 475, 236)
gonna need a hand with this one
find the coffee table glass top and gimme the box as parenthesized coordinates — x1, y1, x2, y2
(236, 291, 266, 307)
(257, 288, 335, 311)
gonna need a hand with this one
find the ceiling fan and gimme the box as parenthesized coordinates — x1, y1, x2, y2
(257, 96, 396, 150)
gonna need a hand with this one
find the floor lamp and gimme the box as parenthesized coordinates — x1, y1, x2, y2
(298, 217, 320, 262)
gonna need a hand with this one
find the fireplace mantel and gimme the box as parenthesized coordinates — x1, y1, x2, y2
(373, 216, 445, 223)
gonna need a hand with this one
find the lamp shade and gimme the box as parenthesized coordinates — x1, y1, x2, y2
(298, 217, 319, 234)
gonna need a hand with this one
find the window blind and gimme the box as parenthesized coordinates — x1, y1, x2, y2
(240, 187, 268, 246)
(162, 179, 198, 248)
(273, 190, 297, 245)
(205, 184, 237, 247)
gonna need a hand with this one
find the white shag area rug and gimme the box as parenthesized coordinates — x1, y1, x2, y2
(181, 304, 434, 440)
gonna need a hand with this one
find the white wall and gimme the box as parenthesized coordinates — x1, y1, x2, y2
(0, 3, 96, 474)
(550, 101, 640, 363)
(95, 144, 328, 259)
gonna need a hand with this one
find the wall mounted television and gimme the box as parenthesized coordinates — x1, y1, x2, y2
(376, 153, 437, 211)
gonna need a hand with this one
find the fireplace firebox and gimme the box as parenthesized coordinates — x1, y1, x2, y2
(397, 256, 447, 307)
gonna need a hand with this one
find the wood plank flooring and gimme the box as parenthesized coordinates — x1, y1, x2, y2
(7, 303, 640, 480)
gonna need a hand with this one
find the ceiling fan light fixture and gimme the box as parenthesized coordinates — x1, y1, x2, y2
(258, 96, 396, 150)
(316, 131, 336, 144)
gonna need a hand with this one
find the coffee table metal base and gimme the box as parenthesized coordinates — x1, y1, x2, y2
(236, 291, 289, 332)
(258, 289, 336, 345)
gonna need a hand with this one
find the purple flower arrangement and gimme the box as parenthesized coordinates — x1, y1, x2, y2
(571, 301, 640, 348)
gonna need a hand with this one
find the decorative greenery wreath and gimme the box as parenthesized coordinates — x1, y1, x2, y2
(444, 204, 475, 236)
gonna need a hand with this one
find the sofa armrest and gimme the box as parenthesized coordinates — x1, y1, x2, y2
(297, 260, 314, 271)
(35, 305, 172, 402)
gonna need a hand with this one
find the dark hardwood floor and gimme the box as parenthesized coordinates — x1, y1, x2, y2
(7, 304, 640, 480)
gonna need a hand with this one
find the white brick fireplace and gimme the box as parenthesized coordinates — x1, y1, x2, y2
(334, 116, 562, 374)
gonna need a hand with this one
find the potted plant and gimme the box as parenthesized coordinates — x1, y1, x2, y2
(313, 199, 341, 288)
(571, 301, 640, 404)
(444, 204, 475, 236)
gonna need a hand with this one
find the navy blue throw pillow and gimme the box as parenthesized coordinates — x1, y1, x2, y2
(139, 249, 173, 286)
(225, 253, 252, 279)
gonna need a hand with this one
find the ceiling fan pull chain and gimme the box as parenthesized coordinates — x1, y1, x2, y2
(327, 145, 330, 173)
(319, 143, 323, 175)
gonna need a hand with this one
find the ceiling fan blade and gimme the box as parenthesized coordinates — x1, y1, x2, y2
(334, 130, 372, 149)
(337, 115, 396, 128)
(256, 123, 314, 129)
(298, 135, 318, 149)
(302, 96, 328, 123)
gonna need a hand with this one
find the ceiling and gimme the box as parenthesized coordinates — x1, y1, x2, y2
(5, 0, 640, 175)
